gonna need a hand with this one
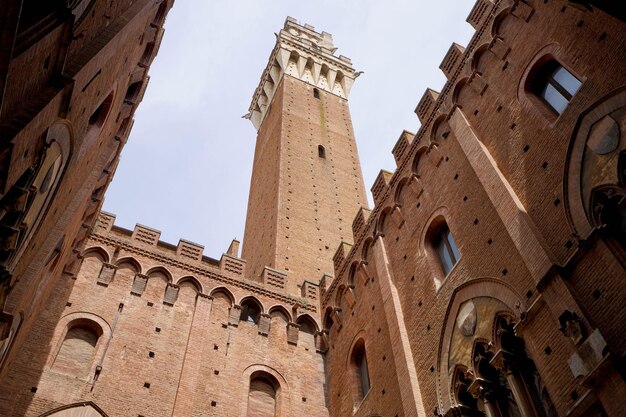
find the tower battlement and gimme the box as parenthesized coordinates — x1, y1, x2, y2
(247, 17, 358, 130)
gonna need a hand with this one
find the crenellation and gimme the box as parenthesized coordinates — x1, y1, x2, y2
(3, 3, 625, 417)
(391, 130, 416, 165)
(247, 17, 359, 130)
(370, 169, 394, 207)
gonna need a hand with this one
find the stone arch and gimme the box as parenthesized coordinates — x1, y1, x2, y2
(323, 306, 334, 331)
(436, 278, 525, 411)
(418, 206, 451, 256)
(48, 312, 111, 379)
(470, 42, 491, 74)
(394, 177, 410, 207)
(81, 247, 109, 263)
(348, 261, 360, 287)
(335, 284, 346, 307)
(491, 7, 515, 39)
(80, 88, 117, 157)
(430, 114, 451, 144)
(210, 287, 235, 306)
(145, 266, 173, 282)
(268, 305, 292, 323)
(114, 257, 141, 274)
(39, 402, 108, 417)
(241, 364, 290, 417)
(239, 295, 264, 314)
(375, 207, 392, 237)
(451, 77, 472, 109)
(361, 237, 373, 262)
(296, 314, 319, 334)
(564, 87, 626, 239)
(175, 276, 203, 293)
(517, 43, 581, 120)
(239, 296, 264, 324)
(411, 145, 430, 178)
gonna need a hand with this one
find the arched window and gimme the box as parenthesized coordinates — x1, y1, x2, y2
(528, 59, 581, 114)
(429, 221, 460, 276)
(318, 145, 326, 158)
(350, 339, 370, 407)
(313, 88, 320, 99)
(247, 372, 279, 417)
(240, 298, 262, 324)
(53, 320, 102, 377)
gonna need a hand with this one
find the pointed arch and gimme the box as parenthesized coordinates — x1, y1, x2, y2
(436, 278, 524, 411)
(145, 266, 173, 282)
(335, 284, 346, 307)
(39, 402, 108, 416)
(175, 276, 202, 293)
(565, 86, 626, 239)
(430, 114, 451, 144)
(81, 247, 109, 263)
(394, 177, 411, 207)
(411, 145, 430, 178)
(268, 305, 292, 322)
(451, 77, 471, 107)
(470, 42, 491, 74)
(210, 287, 234, 306)
(296, 314, 319, 334)
(114, 257, 141, 273)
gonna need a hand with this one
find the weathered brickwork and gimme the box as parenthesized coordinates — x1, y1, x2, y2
(0, 2, 174, 414)
(323, 2, 626, 417)
(1, 3, 626, 417)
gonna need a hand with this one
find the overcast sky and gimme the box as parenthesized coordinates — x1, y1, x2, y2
(102, 1, 476, 259)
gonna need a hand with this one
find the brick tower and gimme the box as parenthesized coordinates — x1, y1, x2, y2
(242, 17, 368, 296)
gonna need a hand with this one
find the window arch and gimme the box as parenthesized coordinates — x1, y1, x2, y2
(349, 338, 370, 407)
(526, 57, 581, 115)
(426, 217, 460, 285)
(52, 319, 102, 377)
(318, 144, 326, 158)
(247, 371, 280, 417)
(240, 297, 263, 324)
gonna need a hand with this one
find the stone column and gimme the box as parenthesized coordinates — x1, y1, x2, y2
(372, 236, 426, 416)
(171, 294, 213, 417)
(491, 350, 535, 417)
(468, 378, 500, 417)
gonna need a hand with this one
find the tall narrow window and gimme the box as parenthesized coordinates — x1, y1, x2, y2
(530, 60, 581, 114)
(432, 223, 460, 276)
(313, 88, 320, 99)
(318, 145, 326, 158)
(350, 339, 370, 407)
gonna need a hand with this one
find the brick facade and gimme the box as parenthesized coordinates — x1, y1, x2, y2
(0, 2, 625, 417)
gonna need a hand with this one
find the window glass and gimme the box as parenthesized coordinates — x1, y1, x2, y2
(552, 67, 581, 96)
(358, 353, 370, 395)
(433, 225, 460, 275)
(541, 83, 568, 114)
(447, 229, 461, 261)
